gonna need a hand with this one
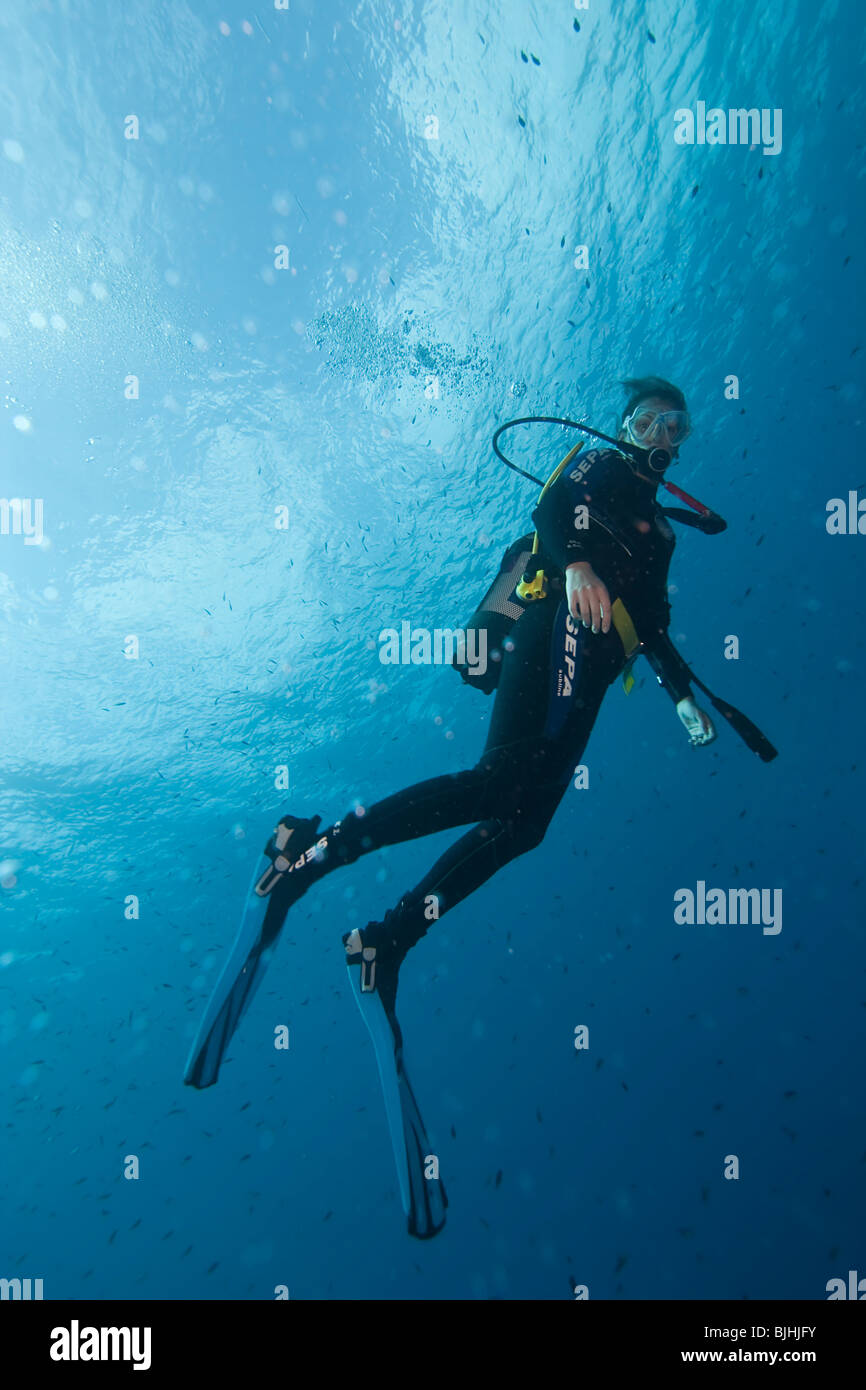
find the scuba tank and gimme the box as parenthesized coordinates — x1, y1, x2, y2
(453, 532, 537, 695)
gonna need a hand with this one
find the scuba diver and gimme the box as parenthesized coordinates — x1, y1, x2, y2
(185, 375, 776, 1238)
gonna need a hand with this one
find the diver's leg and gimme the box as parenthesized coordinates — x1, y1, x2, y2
(344, 785, 563, 1000)
(347, 605, 626, 983)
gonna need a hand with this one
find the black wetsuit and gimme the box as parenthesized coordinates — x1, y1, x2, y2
(291, 447, 696, 955)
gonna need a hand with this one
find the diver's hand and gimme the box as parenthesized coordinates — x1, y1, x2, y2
(676, 697, 717, 747)
(565, 561, 611, 634)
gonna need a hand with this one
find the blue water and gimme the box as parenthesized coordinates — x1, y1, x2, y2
(1, 0, 864, 1301)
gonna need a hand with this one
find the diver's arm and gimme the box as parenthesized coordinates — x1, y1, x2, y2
(642, 629, 694, 704)
(643, 630, 717, 746)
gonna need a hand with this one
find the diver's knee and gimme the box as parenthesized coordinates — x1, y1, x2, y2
(489, 813, 548, 858)
(473, 744, 522, 783)
(514, 817, 548, 853)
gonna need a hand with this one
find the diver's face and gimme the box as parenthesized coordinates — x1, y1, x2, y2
(620, 395, 689, 454)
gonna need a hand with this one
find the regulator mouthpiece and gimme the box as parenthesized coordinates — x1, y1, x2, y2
(647, 447, 671, 473)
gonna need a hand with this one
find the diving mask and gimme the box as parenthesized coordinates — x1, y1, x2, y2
(622, 406, 691, 450)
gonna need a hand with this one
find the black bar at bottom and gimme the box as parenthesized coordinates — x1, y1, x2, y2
(1, 1299, 861, 1374)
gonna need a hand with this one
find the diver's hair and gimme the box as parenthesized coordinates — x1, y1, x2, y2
(620, 376, 687, 421)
